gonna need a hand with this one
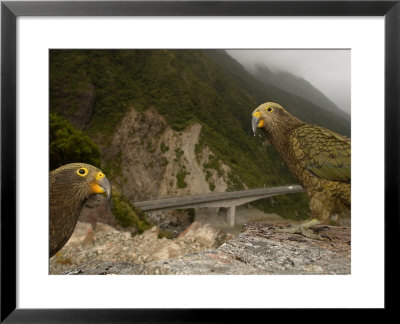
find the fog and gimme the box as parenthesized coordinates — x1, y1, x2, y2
(226, 49, 351, 114)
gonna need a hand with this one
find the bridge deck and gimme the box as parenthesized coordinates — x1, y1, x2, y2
(134, 185, 304, 211)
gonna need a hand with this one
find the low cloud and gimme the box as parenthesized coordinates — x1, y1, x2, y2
(226, 49, 351, 114)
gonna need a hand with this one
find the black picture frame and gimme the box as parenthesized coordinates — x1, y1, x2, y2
(1, 0, 398, 321)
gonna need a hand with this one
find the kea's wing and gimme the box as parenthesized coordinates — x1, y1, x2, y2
(289, 125, 351, 183)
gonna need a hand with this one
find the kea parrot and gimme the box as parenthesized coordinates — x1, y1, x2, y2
(49, 163, 111, 257)
(251, 102, 350, 239)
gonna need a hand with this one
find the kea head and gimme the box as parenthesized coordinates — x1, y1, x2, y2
(251, 102, 302, 137)
(51, 163, 111, 202)
(49, 163, 111, 257)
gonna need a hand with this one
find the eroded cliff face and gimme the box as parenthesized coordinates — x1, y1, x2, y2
(103, 108, 233, 202)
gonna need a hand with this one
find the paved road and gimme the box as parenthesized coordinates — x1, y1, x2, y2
(134, 185, 304, 211)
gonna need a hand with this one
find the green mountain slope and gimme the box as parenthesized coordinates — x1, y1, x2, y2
(252, 64, 350, 124)
(203, 50, 350, 136)
(49, 49, 350, 220)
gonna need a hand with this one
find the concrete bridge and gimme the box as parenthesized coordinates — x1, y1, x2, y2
(134, 185, 304, 226)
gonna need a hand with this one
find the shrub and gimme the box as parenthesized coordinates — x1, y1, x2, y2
(49, 113, 100, 170)
(111, 188, 152, 233)
(176, 168, 189, 188)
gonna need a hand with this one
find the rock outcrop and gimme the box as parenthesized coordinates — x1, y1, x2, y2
(104, 108, 233, 202)
(60, 223, 351, 275)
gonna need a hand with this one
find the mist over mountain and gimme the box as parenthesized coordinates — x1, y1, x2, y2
(251, 64, 350, 122)
(204, 50, 350, 136)
(226, 49, 351, 116)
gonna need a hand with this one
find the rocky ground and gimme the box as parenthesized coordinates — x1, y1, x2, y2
(50, 202, 350, 275)
(49, 220, 233, 274)
(50, 203, 290, 274)
(61, 222, 351, 275)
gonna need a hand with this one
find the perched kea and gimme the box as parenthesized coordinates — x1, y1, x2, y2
(251, 102, 350, 239)
(49, 163, 111, 257)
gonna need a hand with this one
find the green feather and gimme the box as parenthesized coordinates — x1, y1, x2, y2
(291, 124, 351, 183)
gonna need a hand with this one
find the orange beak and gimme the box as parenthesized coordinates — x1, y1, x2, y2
(90, 173, 111, 200)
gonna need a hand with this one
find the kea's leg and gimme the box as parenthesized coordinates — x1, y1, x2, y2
(275, 193, 331, 240)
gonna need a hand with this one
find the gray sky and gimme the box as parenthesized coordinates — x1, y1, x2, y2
(226, 49, 351, 114)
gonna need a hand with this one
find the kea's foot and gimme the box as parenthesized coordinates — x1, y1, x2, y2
(275, 219, 330, 240)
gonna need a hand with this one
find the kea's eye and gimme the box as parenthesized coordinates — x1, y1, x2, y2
(266, 106, 273, 113)
(77, 167, 89, 177)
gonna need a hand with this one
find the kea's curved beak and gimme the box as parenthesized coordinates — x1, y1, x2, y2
(252, 115, 260, 136)
(98, 177, 112, 200)
(91, 176, 112, 200)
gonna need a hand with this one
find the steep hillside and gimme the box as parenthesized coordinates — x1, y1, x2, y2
(252, 64, 350, 124)
(203, 50, 350, 136)
(49, 49, 350, 220)
(104, 108, 231, 201)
